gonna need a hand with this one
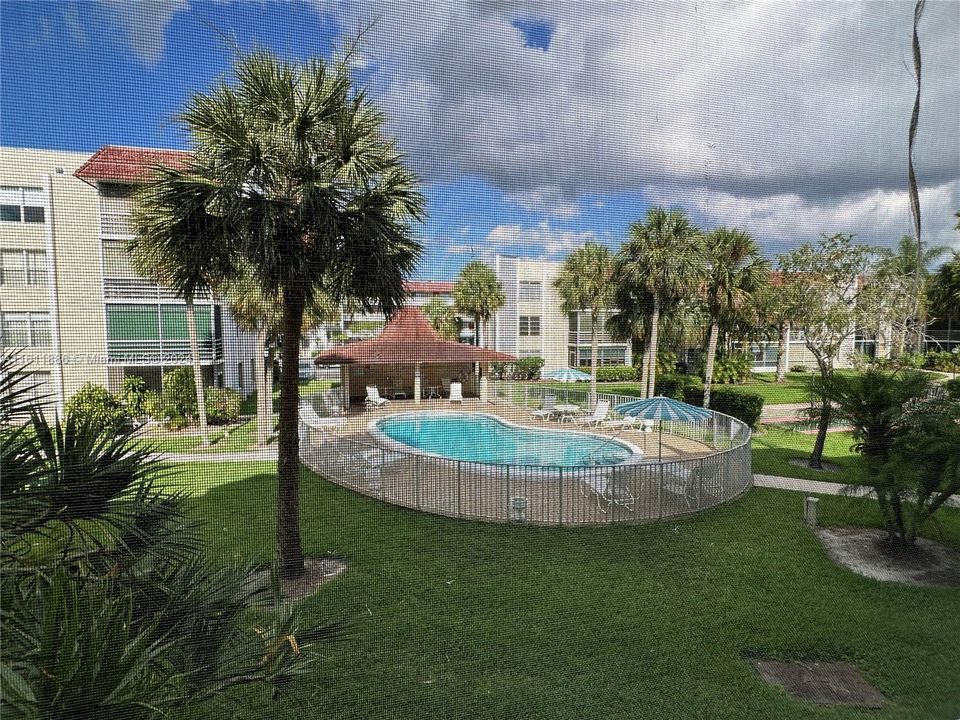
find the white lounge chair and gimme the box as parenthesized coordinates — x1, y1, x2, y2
(580, 453, 647, 513)
(571, 399, 610, 427)
(449, 381, 463, 404)
(365, 386, 390, 409)
(299, 403, 345, 431)
(601, 414, 644, 430)
(531, 394, 557, 420)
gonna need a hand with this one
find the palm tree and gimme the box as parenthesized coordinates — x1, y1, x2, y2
(138, 51, 424, 580)
(131, 171, 236, 446)
(453, 261, 505, 347)
(929, 251, 960, 321)
(615, 208, 705, 398)
(700, 228, 769, 408)
(554, 243, 614, 406)
(422, 296, 459, 340)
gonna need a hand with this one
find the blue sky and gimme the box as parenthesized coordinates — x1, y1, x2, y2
(3, 1, 957, 279)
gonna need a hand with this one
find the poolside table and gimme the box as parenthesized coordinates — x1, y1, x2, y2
(553, 403, 582, 422)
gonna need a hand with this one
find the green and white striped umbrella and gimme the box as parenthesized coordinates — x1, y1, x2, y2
(542, 367, 592, 382)
(613, 396, 712, 461)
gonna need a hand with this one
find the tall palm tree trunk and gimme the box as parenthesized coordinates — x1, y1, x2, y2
(253, 326, 272, 446)
(703, 320, 720, 409)
(277, 282, 306, 579)
(184, 296, 209, 445)
(590, 313, 598, 408)
(475, 313, 481, 347)
(638, 327, 651, 399)
(646, 297, 661, 398)
(775, 322, 790, 383)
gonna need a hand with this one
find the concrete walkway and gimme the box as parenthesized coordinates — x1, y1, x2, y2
(754, 473, 960, 508)
(158, 448, 277, 463)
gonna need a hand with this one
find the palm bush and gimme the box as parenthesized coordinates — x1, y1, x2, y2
(0, 350, 336, 717)
(63, 382, 133, 436)
(823, 367, 960, 545)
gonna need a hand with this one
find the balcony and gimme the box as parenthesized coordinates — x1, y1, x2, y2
(106, 338, 223, 365)
(103, 277, 212, 302)
(100, 211, 133, 238)
(567, 332, 622, 346)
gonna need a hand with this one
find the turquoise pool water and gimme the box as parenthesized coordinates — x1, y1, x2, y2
(375, 413, 635, 467)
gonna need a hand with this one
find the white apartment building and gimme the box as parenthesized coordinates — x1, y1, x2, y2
(0, 146, 257, 411)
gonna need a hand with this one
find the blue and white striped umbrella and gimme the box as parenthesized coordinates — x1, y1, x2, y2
(542, 367, 592, 382)
(614, 395, 712, 421)
(613, 396, 712, 460)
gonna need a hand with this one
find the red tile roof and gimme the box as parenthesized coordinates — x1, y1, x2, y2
(74, 146, 192, 186)
(404, 280, 454, 294)
(314, 307, 514, 365)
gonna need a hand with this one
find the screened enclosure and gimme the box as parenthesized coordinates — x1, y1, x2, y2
(2, 2, 960, 719)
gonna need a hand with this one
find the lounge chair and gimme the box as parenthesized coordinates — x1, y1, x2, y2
(580, 454, 647, 513)
(299, 403, 346, 431)
(601, 414, 644, 430)
(449, 382, 463, 404)
(365, 386, 390, 409)
(531, 394, 557, 420)
(570, 399, 610, 427)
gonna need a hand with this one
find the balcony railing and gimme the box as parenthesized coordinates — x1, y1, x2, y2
(100, 211, 133, 237)
(103, 277, 212, 302)
(568, 332, 623, 345)
(106, 338, 222, 365)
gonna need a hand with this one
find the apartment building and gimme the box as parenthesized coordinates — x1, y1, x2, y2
(489, 255, 632, 371)
(0, 146, 257, 411)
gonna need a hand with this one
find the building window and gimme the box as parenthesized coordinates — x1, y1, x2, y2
(0, 250, 46, 286)
(519, 315, 540, 337)
(577, 346, 626, 366)
(0, 312, 50, 347)
(0, 186, 45, 224)
(518, 280, 542, 302)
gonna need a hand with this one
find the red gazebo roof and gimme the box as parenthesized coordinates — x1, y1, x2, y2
(74, 146, 192, 186)
(314, 308, 515, 365)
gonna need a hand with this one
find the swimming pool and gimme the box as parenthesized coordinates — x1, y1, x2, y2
(372, 412, 637, 467)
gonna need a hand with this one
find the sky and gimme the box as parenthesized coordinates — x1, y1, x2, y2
(2, 0, 958, 280)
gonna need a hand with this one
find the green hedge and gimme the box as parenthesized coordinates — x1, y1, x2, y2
(655, 374, 703, 401)
(711, 352, 753, 384)
(944, 378, 960, 399)
(683, 386, 764, 428)
(579, 365, 637, 382)
(64, 383, 133, 436)
(205, 388, 243, 425)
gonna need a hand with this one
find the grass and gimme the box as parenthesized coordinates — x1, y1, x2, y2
(752, 427, 865, 483)
(140, 419, 265, 454)
(165, 461, 960, 720)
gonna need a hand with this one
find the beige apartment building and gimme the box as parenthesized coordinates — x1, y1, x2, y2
(0, 146, 256, 413)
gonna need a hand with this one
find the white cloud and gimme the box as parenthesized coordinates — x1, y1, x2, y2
(323, 0, 958, 248)
(485, 221, 603, 258)
(647, 180, 960, 256)
(98, 0, 188, 64)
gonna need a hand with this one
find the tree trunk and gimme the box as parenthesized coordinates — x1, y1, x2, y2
(703, 320, 720, 409)
(590, 311, 598, 408)
(646, 296, 661, 399)
(475, 313, 481, 347)
(185, 296, 210, 445)
(808, 356, 832, 469)
(775, 322, 790, 383)
(253, 326, 272, 446)
(638, 329, 651, 400)
(277, 281, 306, 579)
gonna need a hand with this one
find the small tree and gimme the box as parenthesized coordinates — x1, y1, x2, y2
(63, 383, 132, 436)
(422, 296, 459, 340)
(453, 261, 505, 347)
(779, 233, 873, 468)
(554, 243, 614, 407)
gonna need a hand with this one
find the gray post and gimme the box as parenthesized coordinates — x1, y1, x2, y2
(558, 467, 563, 526)
(415, 455, 421, 509)
(457, 460, 462, 518)
(804, 496, 819, 527)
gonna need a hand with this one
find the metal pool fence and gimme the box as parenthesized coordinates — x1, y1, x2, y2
(299, 382, 753, 526)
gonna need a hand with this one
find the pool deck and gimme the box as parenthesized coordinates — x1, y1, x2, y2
(321, 398, 717, 462)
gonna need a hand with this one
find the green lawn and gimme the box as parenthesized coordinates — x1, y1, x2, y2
(752, 427, 865, 483)
(139, 419, 265, 454)
(165, 461, 960, 720)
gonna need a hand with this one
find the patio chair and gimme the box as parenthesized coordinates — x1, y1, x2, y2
(365, 386, 390, 409)
(531, 394, 557, 420)
(449, 382, 463, 404)
(299, 403, 346, 432)
(601, 414, 643, 430)
(580, 454, 646, 513)
(570, 399, 610, 427)
(661, 465, 698, 509)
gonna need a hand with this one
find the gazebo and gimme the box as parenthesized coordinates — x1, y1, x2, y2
(313, 308, 515, 408)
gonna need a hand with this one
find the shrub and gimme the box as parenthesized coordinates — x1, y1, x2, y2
(490, 362, 508, 380)
(512, 357, 545, 381)
(118, 375, 148, 418)
(205, 387, 243, 425)
(790, 364, 810, 373)
(925, 350, 959, 372)
(142, 390, 164, 421)
(711, 352, 753, 384)
(656, 351, 678, 375)
(64, 383, 132, 435)
(580, 364, 637, 382)
(897, 351, 926, 369)
(944, 378, 960, 399)
(683, 386, 764, 428)
(655, 373, 703, 401)
(161, 367, 197, 426)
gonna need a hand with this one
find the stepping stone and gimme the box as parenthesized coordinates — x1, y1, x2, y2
(752, 659, 886, 707)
